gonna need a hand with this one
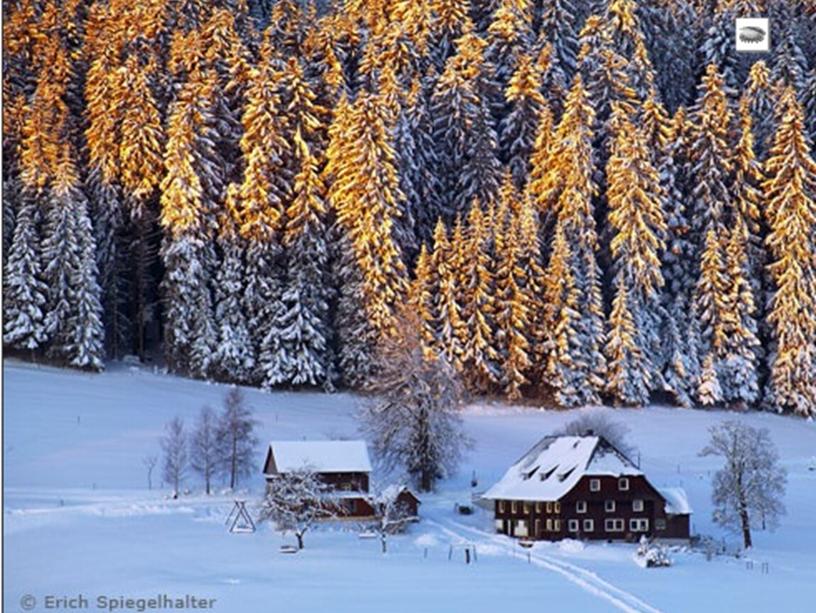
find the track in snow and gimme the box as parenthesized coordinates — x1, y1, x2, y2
(428, 517, 663, 613)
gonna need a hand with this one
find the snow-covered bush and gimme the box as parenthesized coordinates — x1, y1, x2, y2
(635, 536, 672, 568)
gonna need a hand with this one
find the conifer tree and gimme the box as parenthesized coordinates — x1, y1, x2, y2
(3, 191, 47, 353)
(720, 218, 760, 406)
(539, 0, 580, 79)
(494, 199, 531, 400)
(763, 88, 816, 417)
(429, 219, 467, 371)
(329, 90, 408, 340)
(500, 51, 547, 188)
(428, 0, 471, 68)
(460, 201, 501, 393)
(604, 103, 667, 405)
(159, 68, 221, 378)
(211, 213, 255, 384)
(544, 76, 607, 405)
(742, 61, 776, 160)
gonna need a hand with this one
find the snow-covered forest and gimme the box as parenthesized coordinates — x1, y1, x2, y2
(3, 0, 816, 415)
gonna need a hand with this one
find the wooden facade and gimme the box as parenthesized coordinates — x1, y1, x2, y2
(493, 475, 690, 541)
(485, 435, 691, 542)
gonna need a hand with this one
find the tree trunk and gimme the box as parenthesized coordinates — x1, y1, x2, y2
(741, 509, 752, 549)
(296, 532, 304, 550)
(205, 476, 210, 495)
(231, 437, 237, 489)
(381, 534, 387, 554)
(420, 469, 432, 493)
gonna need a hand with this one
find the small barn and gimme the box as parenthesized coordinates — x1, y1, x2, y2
(375, 485, 421, 520)
(264, 440, 376, 519)
(483, 435, 691, 542)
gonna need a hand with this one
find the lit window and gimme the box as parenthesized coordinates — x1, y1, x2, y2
(583, 519, 594, 532)
(590, 479, 601, 492)
(498, 501, 505, 513)
(546, 501, 552, 513)
(535, 502, 542, 513)
(554, 519, 561, 532)
(633, 499, 644, 512)
(618, 478, 630, 491)
(511, 501, 517, 513)
(546, 518, 553, 531)
(554, 502, 561, 513)
(655, 519, 667, 531)
(605, 500, 616, 513)
(523, 502, 530, 514)
(568, 519, 579, 532)
(576, 501, 587, 513)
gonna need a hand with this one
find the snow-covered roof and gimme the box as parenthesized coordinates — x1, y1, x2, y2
(267, 440, 372, 474)
(483, 435, 642, 502)
(659, 487, 692, 515)
(374, 485, 419, 505)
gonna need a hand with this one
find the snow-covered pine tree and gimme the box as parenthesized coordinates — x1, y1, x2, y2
(697, 6, 747, 98)
(660, 106, 700, 406)
(330, 90, 408, 341)
(719, 218, 760, 407)
(802, 68, 816, 144)
(762, 87, 816, 417)
(538, 0, 580, 80)
(485, 0, 533, 120)
(229, 44, 292, 386)
(429, 219, 467, 372)
(602, 0, 656, 99)
(742, 61, 776, 161)
(428, 0, 472, 70)
(3, 189, 47, 353)
(211, 212, 255, 384)
(460, 201, 502, 393)
(493, 178, 532, 399)
(547, 75, 607, 406)
(770, 18, 809, 94)
(500, 50, 547, 189)
(604, 102, 667, 406)
(264, 58, 335, 390)
(159, 68, 221, 379)
(525, 99, 557, 243)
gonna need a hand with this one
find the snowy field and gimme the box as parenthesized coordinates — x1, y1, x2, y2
(4, 359, 816, 612)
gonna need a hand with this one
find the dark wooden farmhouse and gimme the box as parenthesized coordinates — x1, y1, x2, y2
(483, 435, 691, 542)
(375, 485, 421, 519)
(264, 440, 377, 519)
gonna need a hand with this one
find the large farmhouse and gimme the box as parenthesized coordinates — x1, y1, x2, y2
(483, 435, 691, 542)
(264, 440, 377, 519)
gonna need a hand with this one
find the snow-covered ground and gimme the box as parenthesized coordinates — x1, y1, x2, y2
(4, 359, 816, 612)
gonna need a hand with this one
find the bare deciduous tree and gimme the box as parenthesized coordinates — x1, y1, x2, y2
(374, 488, 416, 553)
(191, 406, 219, 494)
(700, 420, 787, 549)
(361, 311, 470, 492)
(142, 454, 158, 490)
(259, 466, 335, 549)
(216, 387, 259, 490)
(160, 417, 188, 497)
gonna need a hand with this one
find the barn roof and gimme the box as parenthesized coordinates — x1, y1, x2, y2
(266, 440, 372, 474)
(482, 435, 642, 502)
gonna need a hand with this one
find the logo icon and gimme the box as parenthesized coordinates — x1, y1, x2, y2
(735, 18, 770, 52)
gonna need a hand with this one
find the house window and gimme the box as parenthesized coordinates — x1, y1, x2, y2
(605, 518, 624, 532)
(498, 501, 505, 513)
(515, 520, 528, 537)
(546, 501, 552, 513)
(546, 518, 553, 532)
(655, 518, 667, 531)
(590, 478, 601, 492)
(554, 519, 561, 532)
(630, 518, 649, 532)
(511, 501, 517, 513)
(495, 519, 504, 533)
(633, 499, 644, 512)
(535, 502, 542, 513)
(605, 500, 616, 513)
(583, 519, 594, 532)
(618, 478, 630, 491)
(568, 519, 579, 532)
(535, 519, 541, 535)
(554, 502, 561, 513)
(523, 502, 530, 514)
(576, 501, 587, 514)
